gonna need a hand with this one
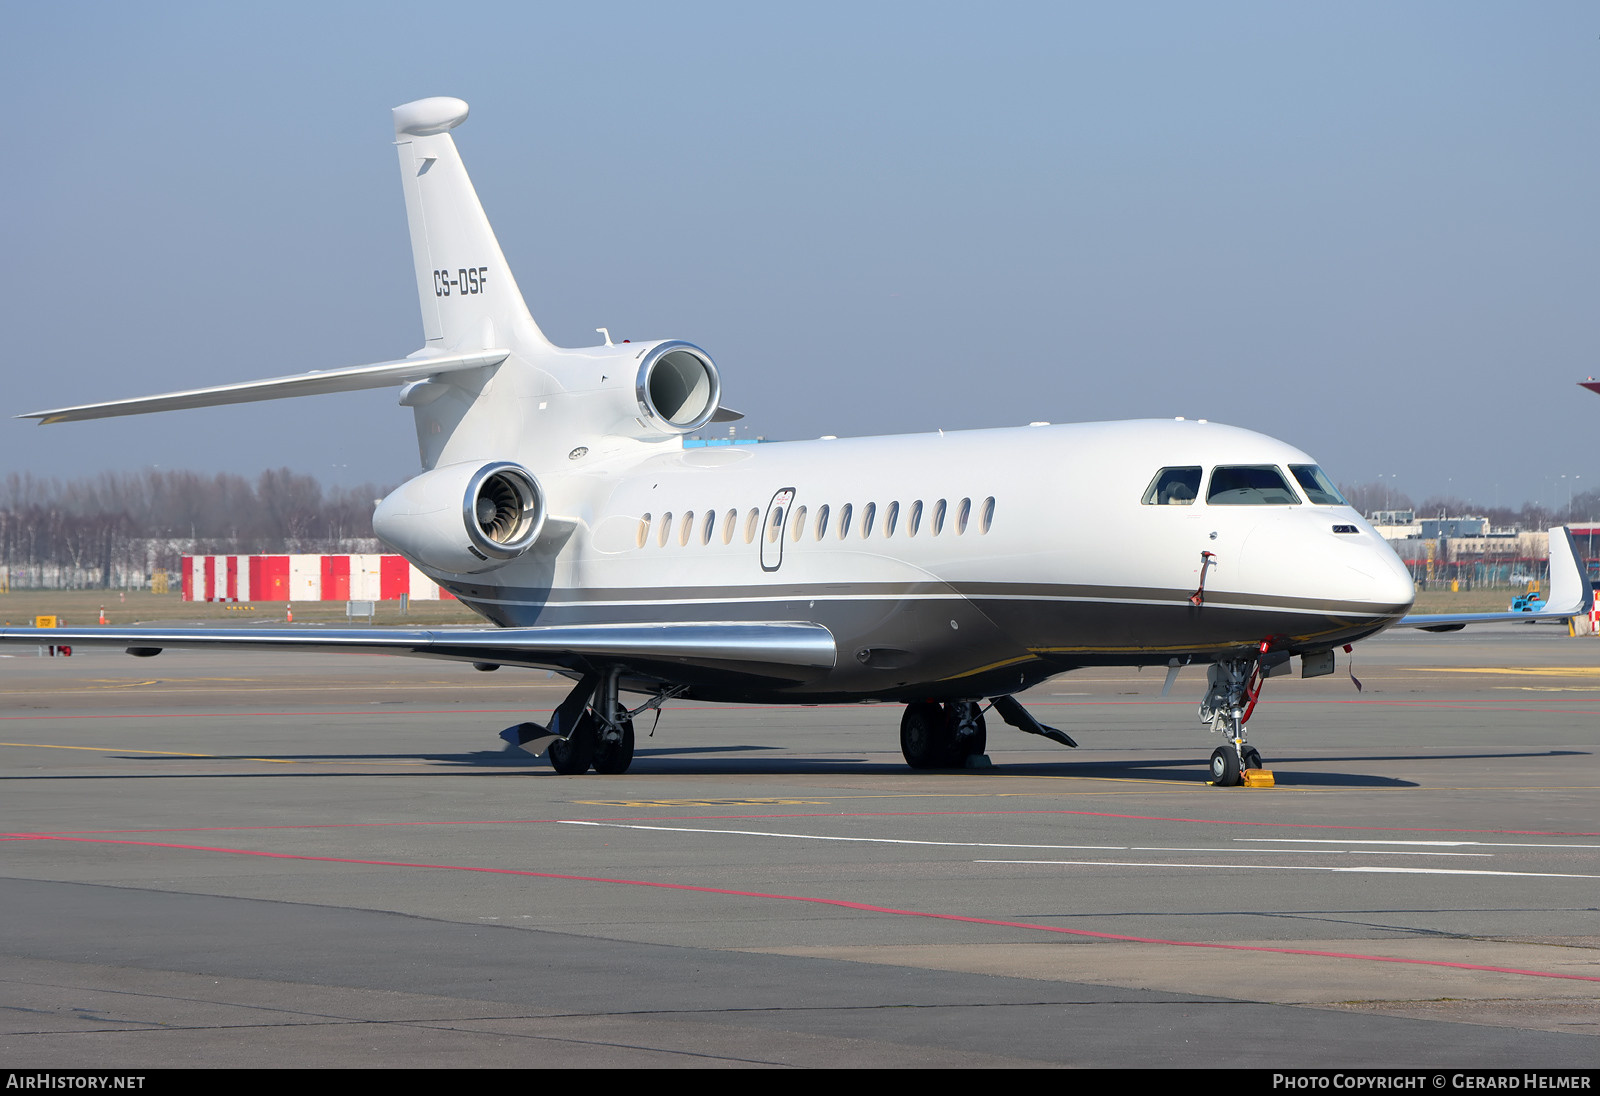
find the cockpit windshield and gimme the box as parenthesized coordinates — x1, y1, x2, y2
(1142, 467, 1201, 506)
(1288, 465, 1348, 506)
(1207, 465, 1300, 505)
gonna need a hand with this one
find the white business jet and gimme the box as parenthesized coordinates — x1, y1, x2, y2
(5, 98, 1587, 785)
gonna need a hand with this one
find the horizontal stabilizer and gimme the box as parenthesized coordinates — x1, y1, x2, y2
(0, 620, 837, 672)
(18, 350, 508, 424)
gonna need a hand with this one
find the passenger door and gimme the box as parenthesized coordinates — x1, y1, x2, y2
(760, 487, 796, 572)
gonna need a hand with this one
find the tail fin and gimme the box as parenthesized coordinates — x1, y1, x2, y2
(392, 98, 550, 353)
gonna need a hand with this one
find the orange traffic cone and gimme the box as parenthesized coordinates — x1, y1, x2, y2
(286, 604, 293, 623)
(98, 605, 106, 625)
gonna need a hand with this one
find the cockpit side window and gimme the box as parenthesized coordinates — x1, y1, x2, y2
(1288, 465, 1348, 506)
(1142, 467, 1202, 506)
(1207, 465, 1301, 505)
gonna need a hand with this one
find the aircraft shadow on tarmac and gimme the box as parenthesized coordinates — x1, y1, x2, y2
(23, 745, 1580, 786)
(451, 748, 1431, 785)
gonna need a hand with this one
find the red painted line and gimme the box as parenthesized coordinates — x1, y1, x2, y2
(32, 818, 568, 836)
(0, 709, 548, 722)
(11, 832, 1596, 984)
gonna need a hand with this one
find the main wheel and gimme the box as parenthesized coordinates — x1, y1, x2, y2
(592, 717, 636, 775)
(900, 702, 948, 768)
(548, 713, 597, 774)
(1210, 745, 1241, 787)
(948, 706, 987, 764)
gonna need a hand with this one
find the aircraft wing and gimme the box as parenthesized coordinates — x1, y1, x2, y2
(1394, 526, 1593, 632)
(0, 621, 837, 674)
(17, 350, 508, 424)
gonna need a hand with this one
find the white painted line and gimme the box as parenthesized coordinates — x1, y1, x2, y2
(1130, 846, 1491, 858)
(559, 820, 1123, 851)
(1240, 838, 1477, 846)
(978, 859, 1600, 879)
(557, 823, 1490, 857)
(1238, 838, 1600, 850)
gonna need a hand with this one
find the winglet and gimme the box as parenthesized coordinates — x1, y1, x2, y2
(1543, 525, 1592, 616)
(1395, 525, 1593, 630)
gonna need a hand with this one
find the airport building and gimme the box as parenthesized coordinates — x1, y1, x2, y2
(1370, 520, 1557, 589)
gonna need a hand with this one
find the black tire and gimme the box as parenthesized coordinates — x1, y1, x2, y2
(900, 701, 947, 768)
(1241, 746, 1263, 771)
(1210, 745, 1241, 787)
(949, 707, 987, 764)
(548, 713, 597, 774)
(593, 718, 636, 775)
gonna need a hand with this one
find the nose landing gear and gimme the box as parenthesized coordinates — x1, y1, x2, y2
(1199, 646, 1280, 786)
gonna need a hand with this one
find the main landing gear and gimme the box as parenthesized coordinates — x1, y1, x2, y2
(900, 700, 987, 768)
(899, 695, 1079, 770)
(1197, 649, 1281, 786)
(547, 713, 635, 775)
(500, 669, 683, 775)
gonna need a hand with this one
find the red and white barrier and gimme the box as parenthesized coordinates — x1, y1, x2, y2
(181, 554, 455, 602)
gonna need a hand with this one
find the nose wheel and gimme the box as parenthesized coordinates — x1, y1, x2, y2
(1207, 743, 1264, 787)
(1209, 745, 1240, 787)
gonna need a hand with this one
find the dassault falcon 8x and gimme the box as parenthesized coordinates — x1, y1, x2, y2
(4, 98, 1588, 785)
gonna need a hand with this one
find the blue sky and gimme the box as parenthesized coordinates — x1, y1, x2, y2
(4, 2, 1597, 510)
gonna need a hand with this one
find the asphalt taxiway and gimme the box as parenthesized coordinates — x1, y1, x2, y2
(2, 624, 1597, 1067)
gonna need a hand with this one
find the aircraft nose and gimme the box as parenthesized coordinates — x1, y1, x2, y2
(1368, 538, 1417, 614)
(1234, 516, 1416, 614)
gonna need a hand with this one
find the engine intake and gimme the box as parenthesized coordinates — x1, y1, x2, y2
(636, 341, 720, 434)
(373, 461, 546, 575)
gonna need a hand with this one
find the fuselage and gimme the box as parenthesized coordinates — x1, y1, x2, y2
(422, 417, 1416, 703)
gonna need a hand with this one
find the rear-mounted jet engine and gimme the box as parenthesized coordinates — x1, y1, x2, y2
(372, 460, 546, 574)
(630, 340, 721, 438)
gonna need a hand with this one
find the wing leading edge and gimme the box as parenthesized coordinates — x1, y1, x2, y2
(1396, 526, 1593, 632)
(0, 621, 837, 674)
(17, 350, 508, 424)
